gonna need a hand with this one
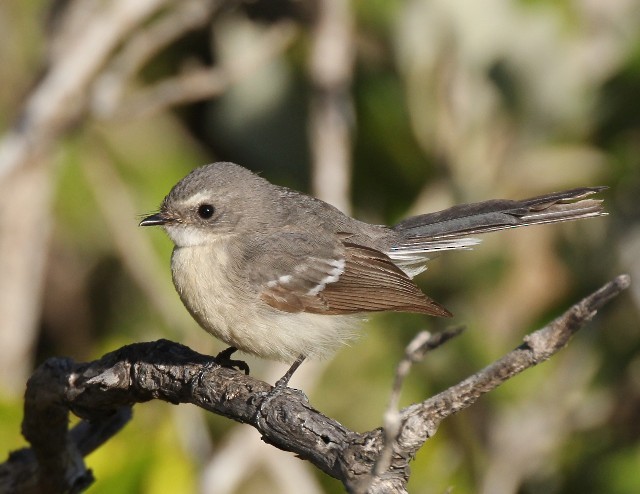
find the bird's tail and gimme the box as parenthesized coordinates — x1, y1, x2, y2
(388, 186, 607, 277)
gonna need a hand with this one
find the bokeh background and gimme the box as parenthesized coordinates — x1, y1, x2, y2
(1, 1, 639, 493)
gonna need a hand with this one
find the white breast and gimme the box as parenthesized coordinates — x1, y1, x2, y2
(171, 241, 361, 363)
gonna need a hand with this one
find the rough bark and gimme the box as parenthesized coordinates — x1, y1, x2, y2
(0, 274, 629, 493)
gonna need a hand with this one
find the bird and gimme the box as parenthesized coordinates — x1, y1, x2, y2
(139, 162, 606, 386)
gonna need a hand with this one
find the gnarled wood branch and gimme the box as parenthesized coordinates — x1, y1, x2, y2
(0, 275, 629, 494)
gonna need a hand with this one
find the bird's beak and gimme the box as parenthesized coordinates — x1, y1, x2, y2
(139, 212, 168, 227)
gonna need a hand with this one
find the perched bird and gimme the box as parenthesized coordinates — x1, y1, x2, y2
(140, 162, 606, 385)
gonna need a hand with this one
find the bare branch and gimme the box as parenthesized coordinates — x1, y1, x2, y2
(96, 21, 298, 121)
(0, 275, 629, 493)
(91, 0, 223, 118)
(0, 0, 170, 180)
(398, 274, 631, 451)
(371, 328, 464, 484)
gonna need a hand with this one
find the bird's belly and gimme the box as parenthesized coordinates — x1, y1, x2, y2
(171, 244, 360, 363)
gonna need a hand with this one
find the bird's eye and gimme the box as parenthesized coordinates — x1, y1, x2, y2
(197, 204, 215, 219)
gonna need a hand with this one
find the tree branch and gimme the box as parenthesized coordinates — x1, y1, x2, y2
(371, 328, 465, 485)
(94, 21, 298, 121)
(0, 275, 629, 493)
(0, 0, 170, 180)
(308, 0, 355, 213)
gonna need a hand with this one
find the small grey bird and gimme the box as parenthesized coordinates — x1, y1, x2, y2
(140, 162, 605, 385)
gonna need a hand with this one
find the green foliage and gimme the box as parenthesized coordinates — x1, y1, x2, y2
(0, 399, 26, 453)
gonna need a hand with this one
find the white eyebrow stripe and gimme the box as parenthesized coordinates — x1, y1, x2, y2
(179, 191, 214, 209)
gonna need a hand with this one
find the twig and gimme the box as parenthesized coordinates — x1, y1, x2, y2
(398, 274, 631, 450)
(0, 0, 169, 180)
(377, 329, 464, 476)
(360, 275, 630, 493)
(96, 21, 298, 121)
(91, 0, 222, 118)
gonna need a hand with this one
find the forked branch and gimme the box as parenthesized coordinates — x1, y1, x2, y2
(0, 275, 629, 494)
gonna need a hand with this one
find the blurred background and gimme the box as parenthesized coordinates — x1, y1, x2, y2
(0, 0, 639, 493)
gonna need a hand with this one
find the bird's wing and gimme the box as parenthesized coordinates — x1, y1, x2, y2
(242, 233, 451, 317)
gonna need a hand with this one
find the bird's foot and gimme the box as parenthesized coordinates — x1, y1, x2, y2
(214, 346, 250, 375)
(255, 355, 309, 422)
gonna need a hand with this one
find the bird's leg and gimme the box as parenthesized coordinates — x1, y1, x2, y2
(214, 346, 250, 375)
(274, 354, 306, 388)
(254, 355, 308, 423)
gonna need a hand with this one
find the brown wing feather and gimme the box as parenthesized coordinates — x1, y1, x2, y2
(317, 244, 451, 317)
(258, 241, 451, 317)
(260, 282, 328, 313)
